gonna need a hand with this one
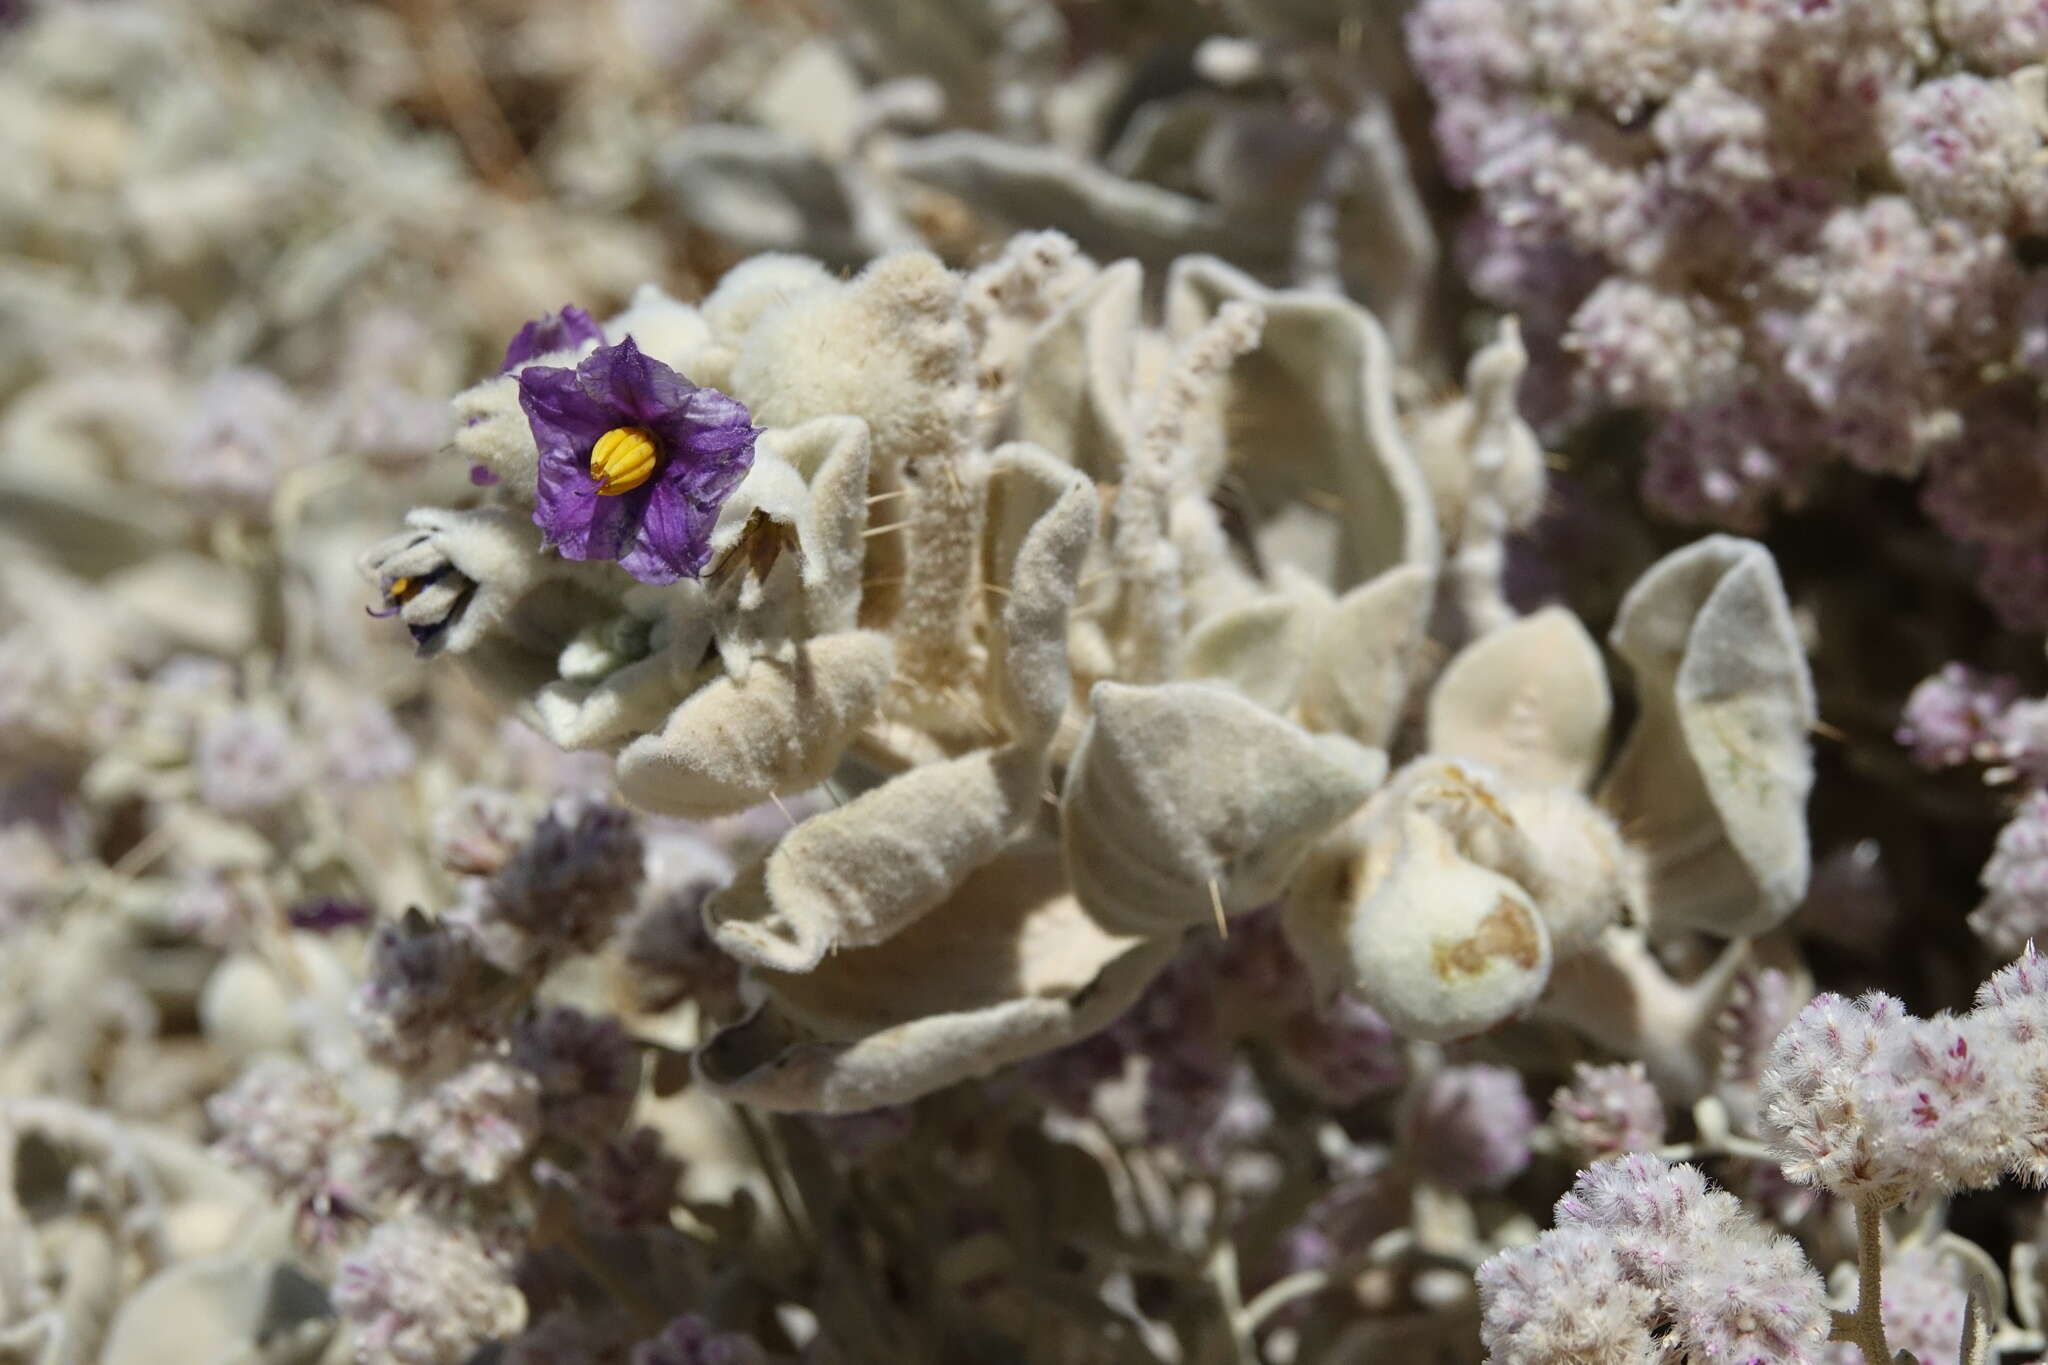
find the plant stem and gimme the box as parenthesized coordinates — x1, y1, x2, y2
(1829, 1199, 1893, 1365)
(733, 1104, 813, 1255)
(1207, 1240, 1258, 1365)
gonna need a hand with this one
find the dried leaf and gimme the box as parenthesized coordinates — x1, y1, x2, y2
(984, 444, 1096, 748)
(698, 845, 1177, 1113)
(613, 631, 893, 820)
(1011, 259, 1141, 480)
(761, 416, 875, 636)
(1599, 537, 1815, 938)
(1164, 256, 1439, 589)
(1428, 606, 1612, 791)
(1176, 571, 1332, 713)
(1062, 680, 1385, 935)
(708, 745, 1045, 972)
(1295, 562, 1433, 748)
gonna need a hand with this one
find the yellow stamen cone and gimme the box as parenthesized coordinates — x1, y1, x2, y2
(590, 426, 659, 496)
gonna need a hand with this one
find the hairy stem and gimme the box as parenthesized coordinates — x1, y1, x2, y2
(1829, 1199, 1893, 1365)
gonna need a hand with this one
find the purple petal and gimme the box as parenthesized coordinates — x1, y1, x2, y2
(649, 391, 758, 509)
(679, 387, 759, 455)
(468, 464, 501, 486)
(500, 305, 606, 372)
(518, 364, 613, 462)
(617, 477, 716, 584)
(578, 336, 690, 427)
(289, 898, 374, 932)
(534, 448, 638, 561)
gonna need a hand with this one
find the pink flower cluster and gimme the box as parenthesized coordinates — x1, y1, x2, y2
(1478, 1154, 1831, 1364)
(1760, 945, 2048, 1206)
(1897, 668, 2048, 953)
(1409, 0, 2048, 610)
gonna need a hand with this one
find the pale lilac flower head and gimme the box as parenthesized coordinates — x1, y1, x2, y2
(1640, 387, 1817, 531)
(1973, 794, 2048, 956)
(1011, 1030, 1128, 1118)
(1873, 1011, 2013, 1193)
(1895, 664, 2017, 769)
(1886, 74, 2048, 233)
(396, 1056, 542, 1186)
(1763, 990, 2017, 1202)
(502, 305, 605, 372)
(318, 696, 416, 787)
(1279, 993, 1405, 1107)
(623, 886, 743, 1018)
(517, 337, 757, 584)
(174, 367, 308, 514)
(1404, 0, 1530, 102)
(1759, 990, 1918, 1203)
(208, 1056, 356, 1199)
(1649, 71, 1781, 207)
(1934, 0, 2048, 73)
(1969, 943, 2048, 1182)
(1404, 1064, 1535, 1193)
(1976, 543, 2048, 633)
(1517, 0, 1679, 120)
(1549, 1062, 1666, 1161)
(1146, 1052, 1274, 1168)
(1771, 198, 2015, 479)
(1543, 1154, 1832, 1361)
(195, 705, 307, 816)
(1280, 1146, 1404, 1276)
(630, 1315, 767, 1365)
(1478, 1224, 1661, 1365)
(353, 911, 500, 1070)
(1920, 391, 2048, 550)
(1404, 0, 1532, 182)
(332, 1218, 521, 1365)
(1563, 279, 1742, 413)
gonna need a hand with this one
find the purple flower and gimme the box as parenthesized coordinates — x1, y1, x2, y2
(630, 1315, 767, 1365)
(1402, 1064, 1535, 1193)
(485, 801, 645, 955)
(511, 1006, 642, 1146)
(501, 305, 605, 372)
(287, 898, 374, 933)
(1896, 663, 2018, 769)
(1549, 1062, 1666, 1160)
(575, 1127, 684, 1227)
(517, 338, 757, 584)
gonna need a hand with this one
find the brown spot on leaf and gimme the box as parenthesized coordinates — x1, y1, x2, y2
(1432, 897, 1542, 981)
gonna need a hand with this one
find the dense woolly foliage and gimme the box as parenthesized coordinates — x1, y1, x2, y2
(6, 2, 2048, 1364)
(1408, 0, 2048, 625)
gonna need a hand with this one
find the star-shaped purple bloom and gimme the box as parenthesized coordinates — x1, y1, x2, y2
(501, 305, 606, 372)
(516, 337, 758, 585)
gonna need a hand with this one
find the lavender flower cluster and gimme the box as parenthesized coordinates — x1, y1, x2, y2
(1409, 0, 2048, 623)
